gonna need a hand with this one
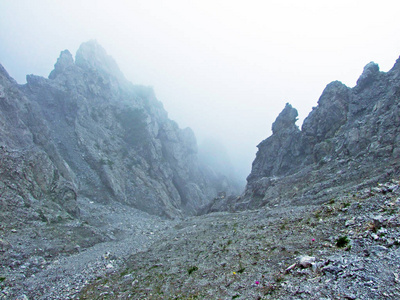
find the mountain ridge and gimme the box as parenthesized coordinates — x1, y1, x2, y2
(0, 41, 240, 298)
(77, 55, 400, 300)
(201, 57, 400, 213)
(13, 40, 240, 218)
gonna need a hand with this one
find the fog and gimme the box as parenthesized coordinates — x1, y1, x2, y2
(1, 0, 400, 182)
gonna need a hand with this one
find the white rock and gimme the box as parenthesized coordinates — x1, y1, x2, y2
(285, 263, 297, 273)
(298, 255, 316, 268)
(371, 233, 379, 240)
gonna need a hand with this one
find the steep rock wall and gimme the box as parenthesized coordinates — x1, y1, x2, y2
(232, 58, 400, 210)
(11, 40, 237, 218)
(0, 64, 78, 229)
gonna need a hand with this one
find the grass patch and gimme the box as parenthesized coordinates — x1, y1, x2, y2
(120, 268, 130, 277)
(187, 266, 198, 275)
(336, 236, 350, 248)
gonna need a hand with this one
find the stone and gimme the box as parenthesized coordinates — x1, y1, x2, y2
(285, 263, 297, 273)
(343, 293, 356, 300)
(322, 265, 341, 275)
(372, 215, 385, 229)
(0, 238, 12, 250)
(298, 255, 316, 268)
(356, 62, 380, 90)
(373, 245, 388, 252)
(377, 228, 387, 235)
(394, 272, 399, 283)
(131, 279, 139, 286)
(371, 233, 379, 240)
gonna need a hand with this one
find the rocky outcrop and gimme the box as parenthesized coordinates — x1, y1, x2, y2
(0, 63, 78, 225)
(233, 57, 400, 210)
(247, 103, 308, 182)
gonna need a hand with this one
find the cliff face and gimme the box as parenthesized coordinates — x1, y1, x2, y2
(236, 58, 400, 209)
(0, 63, 78, 228)
(1, 40, 237, 220)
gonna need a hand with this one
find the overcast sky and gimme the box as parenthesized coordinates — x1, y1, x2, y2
(1, 0, 400, 181)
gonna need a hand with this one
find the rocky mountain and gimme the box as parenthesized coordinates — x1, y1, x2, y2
(75, 57, 400, 300)
(1, 40, 238, 221)
(204, 57, 400, 212)
(0, 41, 240, 298)
(2, 44, 400, 299)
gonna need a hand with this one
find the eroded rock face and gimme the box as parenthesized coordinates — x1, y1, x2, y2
(48, 50, 74, 80)
(1, 40, 237, 219)
(0, 63, 79, 227)
(247, 103, 306, 184)
(236, 58, 400, 209)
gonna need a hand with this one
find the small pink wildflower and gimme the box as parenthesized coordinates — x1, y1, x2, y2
(255, 281, 260, 285)
(312, 238, 315, 242)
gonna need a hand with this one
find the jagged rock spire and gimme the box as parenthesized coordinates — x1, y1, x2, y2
(271, 103, 299, 134)
(75, 40, 127, 83)
(356, 61, 380, 89)
(48, 50, 74, 79)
